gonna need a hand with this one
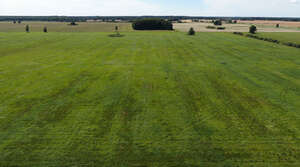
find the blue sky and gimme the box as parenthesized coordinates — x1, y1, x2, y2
(0, 0, 299, 17)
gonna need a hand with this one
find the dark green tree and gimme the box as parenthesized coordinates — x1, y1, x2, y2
(276, 24, 280, 28)
(213, 20, 222, 26)
(132, 19, 173, 30)
(25, 25, 29, 33)
(69, 21, 77, 26)
(43, 27, 48, 33)
(188, 27, 196, 35)
(249, 25, 257, 34)
(115, 26, 120, 36)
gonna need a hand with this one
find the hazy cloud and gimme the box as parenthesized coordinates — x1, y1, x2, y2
(0, 0, 299, 16)
(201, 0, 300, 17)
(290, 0, 298, 4)
(0, 0, 163, 16)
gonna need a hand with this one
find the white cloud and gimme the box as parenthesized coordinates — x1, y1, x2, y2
(0, 0, 299, 16)
(290, 0, 298, 4)
(0, 0, 163, 16)
(201, 0, 300, 17)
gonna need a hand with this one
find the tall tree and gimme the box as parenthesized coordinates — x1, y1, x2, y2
(25, 25, 29, 33)
(249, 25, 257, 34)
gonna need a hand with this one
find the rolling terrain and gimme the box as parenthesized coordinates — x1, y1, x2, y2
(0, 31, 300, 167)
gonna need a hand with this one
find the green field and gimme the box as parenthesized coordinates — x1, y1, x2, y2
(255, 32, 300, 44)
(0, 32, 300, 167)
(0, 21, 133, 32)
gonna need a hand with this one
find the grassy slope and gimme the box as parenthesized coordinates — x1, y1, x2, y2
(255, 32, 300, 44)
(0, 21, 133, 32)
(0, 32, 299, 167)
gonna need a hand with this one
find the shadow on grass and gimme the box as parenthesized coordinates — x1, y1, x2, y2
(108, 34, 125, 37)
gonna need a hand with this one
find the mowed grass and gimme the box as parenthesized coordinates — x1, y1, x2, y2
(0, 21, 133, 32)
(0, 32, 300, 167)
(254, 32, 300, 44)
(174, 22, 300, 32)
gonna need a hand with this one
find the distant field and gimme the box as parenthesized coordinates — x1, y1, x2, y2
(2, 21, 300, 33)
(0, 32, 299, 167)
(174, 22, 300, 32)
(0, 21, 133, 32)
(254, 32, 300, 44)
(239, 20, 300, 28)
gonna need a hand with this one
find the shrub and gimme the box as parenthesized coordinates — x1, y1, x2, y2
(206, 26, 216, 29)
(283, 42, 300, 48)
(217, 27, 226, 30)
(249, 25, 257, 34)
(13, 20, 16, 24)
(213, 20, 222, 26)
(188, 27, 196, 35)
(132, 19, 173, 30)
(276, 24, 280, 28)
(69, 21, 78, 26)
(244, 32, 299, 49)
(233, 20, 238, 24)
(25, 25, 29, 33)
(18, 20, 21, 24)
(233, 32, 244, 35)
(43, 27, 48, 33)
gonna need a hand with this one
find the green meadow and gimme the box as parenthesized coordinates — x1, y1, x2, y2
(255, 32, 300, 44)
(0, 31, 300, 167)
(0, 21, 133, 32)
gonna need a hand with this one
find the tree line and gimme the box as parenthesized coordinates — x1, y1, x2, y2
(1, 16, 300, 22)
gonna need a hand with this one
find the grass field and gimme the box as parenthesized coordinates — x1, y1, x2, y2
(174, 22, 300, 32)
(0, 21, 133, 32)
(2, 21, 300, 33)
(254, 32, 300, 44)
(0, 31, 300, 167)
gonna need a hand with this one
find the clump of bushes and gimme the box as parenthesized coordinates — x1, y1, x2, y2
(283, 42, 300, 48)
(69, 21, 78, 26)
(233, 31, 300, 49)
(246, 34, 280, 44)
(233, 32, 244, 35)
(188, 27, 196, 35)
(217, 27, 226, 30)
(206, 26, 225, 30)
(213, 20, 222, 26)
(43, 27, 48, 33)
(249, 25, 257, 34)
(227, 20, 237, 24)
(132, 19, 173, 30)
(206, 26, 216, 29)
